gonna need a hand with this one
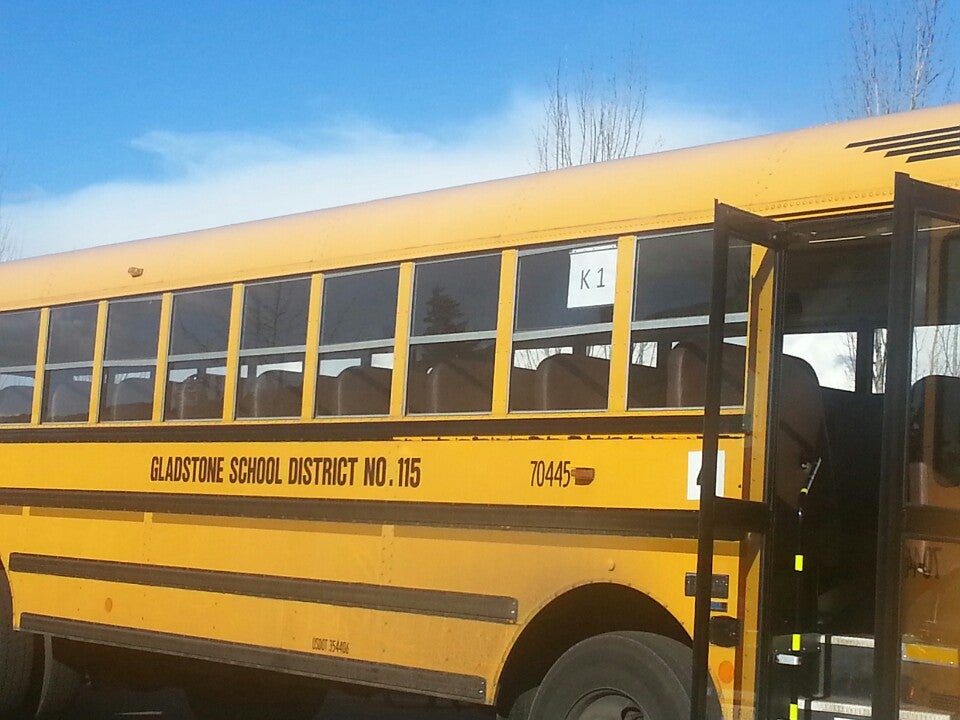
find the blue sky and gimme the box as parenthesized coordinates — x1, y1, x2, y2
(1, 1, 956, 257)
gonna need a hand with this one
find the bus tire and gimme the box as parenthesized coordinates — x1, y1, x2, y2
(498, 685, 537, 720)
(527, 632, 692, 720)
(624, 632, 723, 720)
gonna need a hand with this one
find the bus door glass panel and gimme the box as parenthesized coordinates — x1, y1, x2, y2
(100, 297, 161, 421)
(42, 303, 98, 423)
(511, 241, 615, 412)
(0, 309, 40, 424)
(406, 254, 499, 414)
(779, 223, 892, 395)
(900, 213, 960, 713)
(631, 229, 750, 409)
(316, 267, 399, 417)
(690, 205, 783, 720)
(236, 277, 310, 419)
(164, 287, 232, 420)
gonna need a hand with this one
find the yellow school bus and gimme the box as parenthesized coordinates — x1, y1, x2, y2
(1, 105, 960, 720)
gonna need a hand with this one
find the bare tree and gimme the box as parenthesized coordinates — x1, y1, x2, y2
(0, 169, 17, 262)
(536, 57, 649, 171)
(0, 190, 14, 263)
(834, 1, 956, 390)
(837, 0, 956, 118)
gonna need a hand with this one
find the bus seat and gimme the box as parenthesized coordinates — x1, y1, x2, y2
(104, 378, 153, 421)
(535, 354, 610, 411)
(48, 380, 91, 422)
(169, 375, 224, 420)
(509, 367, 537, 411)
(0, 385, 32, 422)
(249, 370, 302, 418)
(426, 358, 494, 413)
(315, 374, 339, 416)
(909, 375, 960, 506)
(404, 362, 430, 415)
(667, 339, 826, 507)
(234, 376, 255, 416)
(337, 366, 391, 415)
(821, 387, 883, 512)
(776, 355, 827, 506)
(628, 363, 667, 408)
(666, 340, 746, 407)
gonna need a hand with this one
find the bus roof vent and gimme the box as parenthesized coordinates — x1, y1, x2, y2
(846, 123, 960, 163)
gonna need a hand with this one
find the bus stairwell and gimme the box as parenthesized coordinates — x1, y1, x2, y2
(763, 198, 960, 720)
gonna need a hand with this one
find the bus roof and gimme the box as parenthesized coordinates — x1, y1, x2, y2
(2, 103, 959, 310)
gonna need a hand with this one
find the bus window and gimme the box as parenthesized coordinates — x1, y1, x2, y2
(100, 297, 161, 421)
(782, 332, 855, 391)
(0, 309, 40, 423)
(511, 242, 614, 412)
(316, 267, 399, 417)
(779, 228, 891, 394)
(235, 277, 310, 419)
(631, 230, 750, 408)
(41, 303, 98, 423)
(406, 254, 499, 414)
(164, 287, 232, 421)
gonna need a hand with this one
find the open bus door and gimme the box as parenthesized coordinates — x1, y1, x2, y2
(875, 173, 960, 718)
(691, 202, 789, 720)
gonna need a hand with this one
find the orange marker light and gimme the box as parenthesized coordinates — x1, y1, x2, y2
(718, 660, 735, 684)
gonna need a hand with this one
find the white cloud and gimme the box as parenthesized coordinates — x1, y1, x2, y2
(7, 95, 762, 259)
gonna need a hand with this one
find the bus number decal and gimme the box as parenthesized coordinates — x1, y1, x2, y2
(530, 460, 572, 488)
(312, 636, 351, 655)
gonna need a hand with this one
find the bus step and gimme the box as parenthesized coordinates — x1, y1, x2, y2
(825, 634, 875, 700)
(797, 697, 953, 720)
(770, 633, 826, 699)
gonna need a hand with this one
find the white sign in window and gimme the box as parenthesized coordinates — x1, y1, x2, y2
(567, 244, 617, 308)
(687, 450, 726, 500)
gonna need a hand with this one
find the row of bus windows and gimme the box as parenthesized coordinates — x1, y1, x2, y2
(0, 230, 750, 424)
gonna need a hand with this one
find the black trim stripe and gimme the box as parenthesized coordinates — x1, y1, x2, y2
(847, 124, 960, 148)
(9, 553, 517, 624)
(906, 147, 960, 163)
(20, 614, 486, 702)
(0, 414, 744, 444)
(846, 124, 960, 164)
(0, 489, 759, 540)
(885, 136, 960, 157)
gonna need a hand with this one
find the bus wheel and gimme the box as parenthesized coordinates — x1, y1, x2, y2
(498, 685, 537, 720)
(528, 632, 696, 720)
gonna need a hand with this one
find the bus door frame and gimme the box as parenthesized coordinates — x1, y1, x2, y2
(875, 172, 960, 718)
(691, 202, 789, 720)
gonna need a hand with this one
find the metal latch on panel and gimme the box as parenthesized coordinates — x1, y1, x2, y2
(708, 616, 741, 648)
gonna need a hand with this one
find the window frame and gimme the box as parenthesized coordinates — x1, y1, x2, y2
(509, 238, 621, 413)
(41, 301, 100, 424)
(0, 308, 42, 425)
(406, 252, 501, 415)
(99, 295, 163, 423)
(235, 275, 312, 420)
(163, 285, 234, 422)
(315, 264, 401, 418)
